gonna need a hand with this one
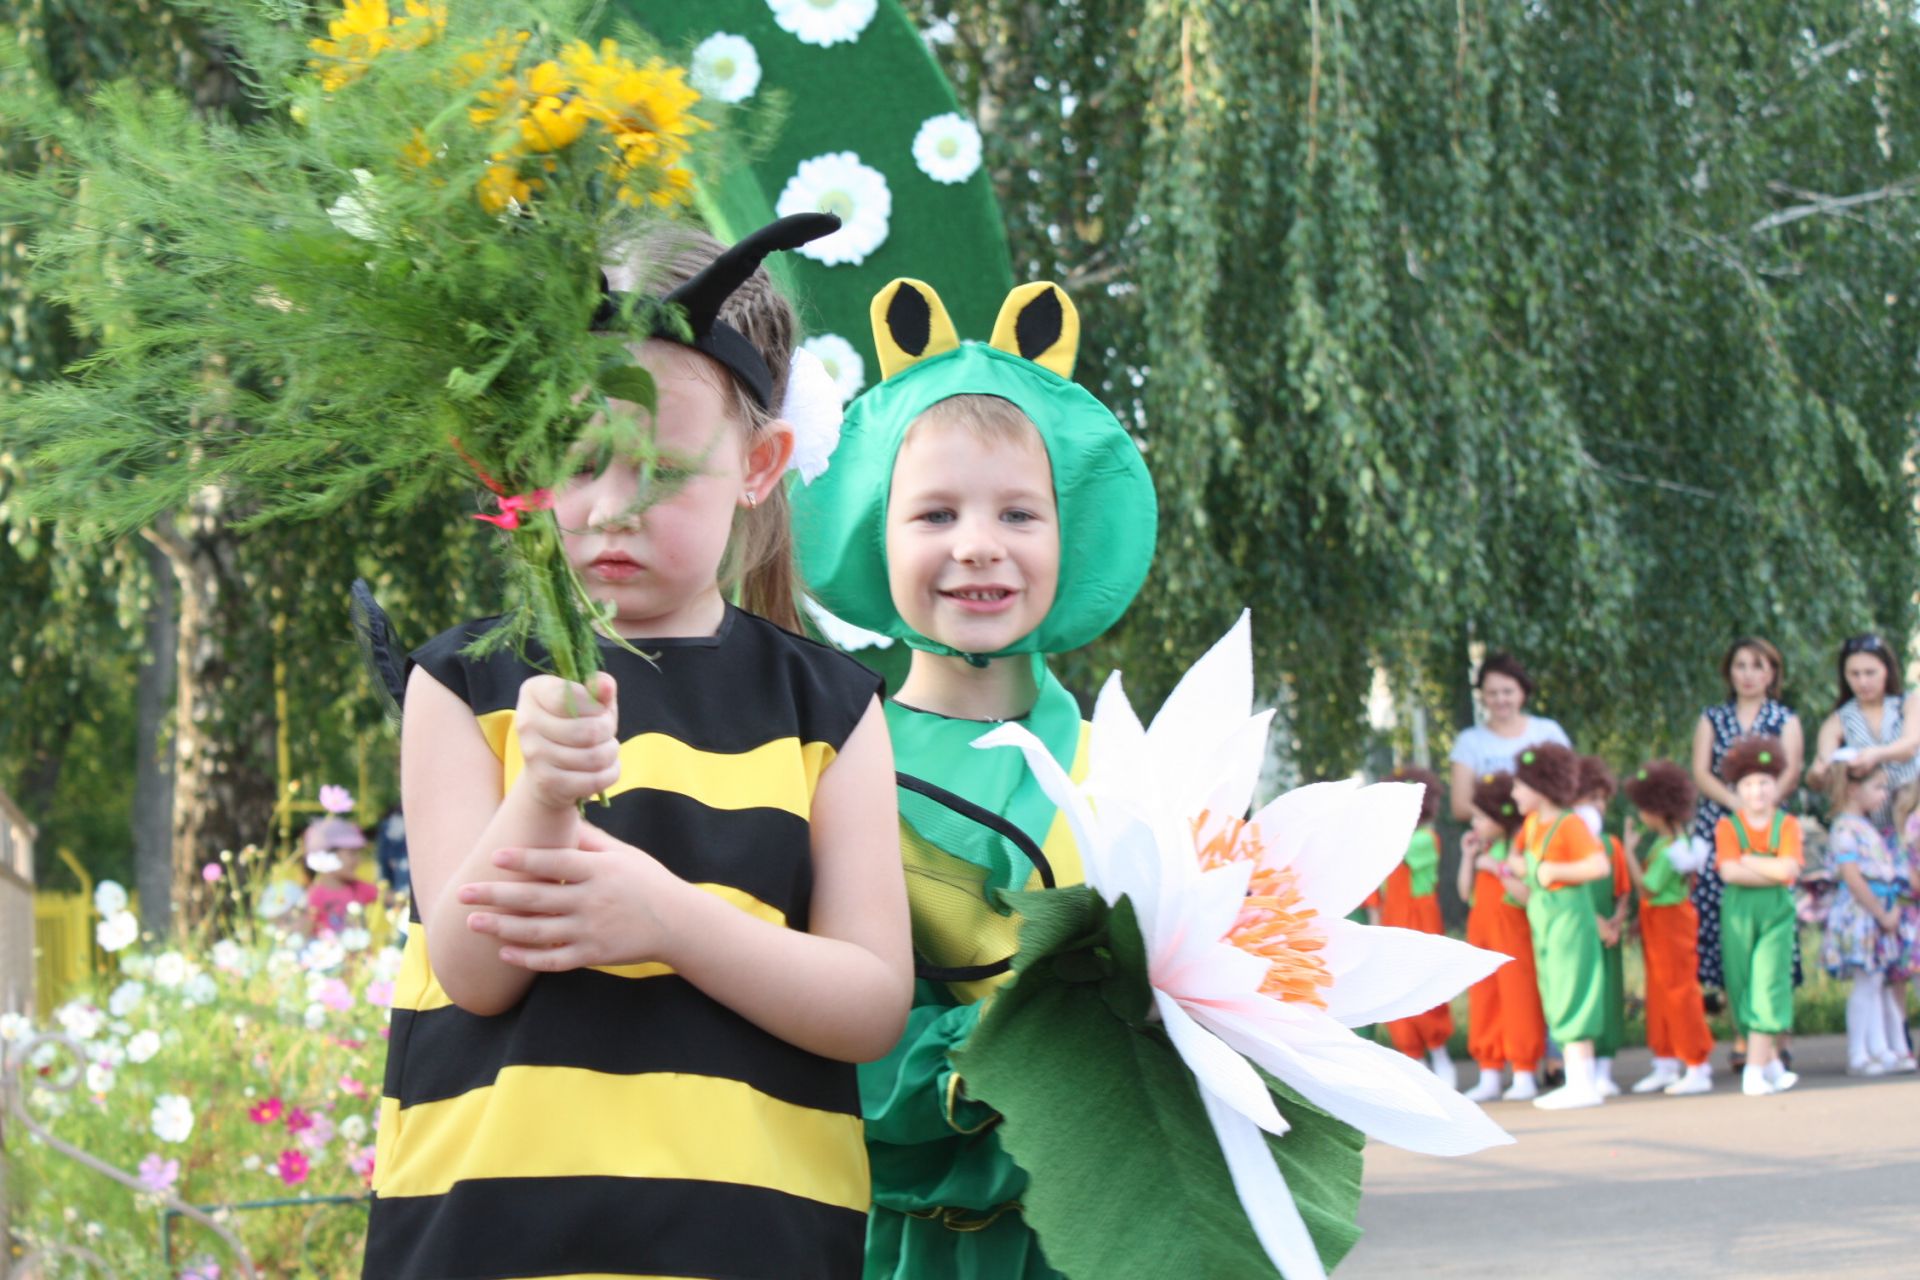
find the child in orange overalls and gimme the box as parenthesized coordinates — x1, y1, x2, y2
(1622, 761, 1716, 1095)
(1459, 771, 1547, 1102)
(1374, 766, 1458, 1088)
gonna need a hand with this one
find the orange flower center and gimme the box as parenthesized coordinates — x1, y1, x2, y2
(1193, 812, 1333, 1007)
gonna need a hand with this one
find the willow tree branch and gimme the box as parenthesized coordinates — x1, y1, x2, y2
(1750, 178, 1920, 235)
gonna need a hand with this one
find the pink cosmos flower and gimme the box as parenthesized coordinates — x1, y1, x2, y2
(298, 1113, 337, 1152)
(339, 1074, 369, 1099)
(348, 1144, 377, 1182)
(365, 980, 395, 1008)
(248, 1097, 284, 1126)
(275, 1148, 310, 1186)
(179, 1259, 221, 1280)
(285, 1106, 314, 1135)
(317, 978, 353, 1012)
(202, 863, 223, 884)
(138, 1153, 181, 1196)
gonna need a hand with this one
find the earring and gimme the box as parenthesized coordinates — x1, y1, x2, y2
(744, 490, 759, 510)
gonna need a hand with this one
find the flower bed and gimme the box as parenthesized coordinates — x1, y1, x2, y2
(3, 884, 399, 1278)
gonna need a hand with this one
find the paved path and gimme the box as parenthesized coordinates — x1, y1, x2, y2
(1342, 1035, 1920, 1279)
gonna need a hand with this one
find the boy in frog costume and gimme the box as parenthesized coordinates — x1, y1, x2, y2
(793, 278, 1157, 1279)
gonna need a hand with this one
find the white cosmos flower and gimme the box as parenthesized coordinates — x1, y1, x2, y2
(258, 880, 306, 921)
(798, 333, 866, 403)
(767, 0, 876, 47)
(339, 927, 372, 954)
(96, 910, 139, 953)
(211, 938, 247, 974)
(775, 152, 891, 266)
(912, 112, 984, 184)
(340, 1114, 370, 1143)
(152, 952, 189, 989)
(372, 947, 406, 982)
(151, 1094, 194, 1144)
(0, 1012, 31, 1043)
(85, 1062, 116, 1095)
(690, 33, 762, 103)
(55, 1003, 103, 1042)
(107, 981, 146, 1019)
(93, 880, 129, 917)
(976, 612, 1511, 1280)
(183, 972, 218, 1006)
(127, 1029, 162, 1064)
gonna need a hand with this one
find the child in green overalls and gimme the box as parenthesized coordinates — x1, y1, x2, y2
(1507, 743, 1616, 1110)
(1712, 735, 1804, 1096)
(1574, 755, 1631, 1098)
(793, 278, 1157, 1279)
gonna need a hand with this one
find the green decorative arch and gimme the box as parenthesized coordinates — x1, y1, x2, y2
(610, 1, 1013, 394)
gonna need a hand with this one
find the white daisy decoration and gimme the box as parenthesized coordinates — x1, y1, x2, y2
(689, 33, 762, 104)
(912, 112, 984, 184)
(798, 333, 867, 403)
(767, 0, 877, 48)
(780, 348, 845, 483)
(775, 152, 892, 266)
(805, 596, 894, 652)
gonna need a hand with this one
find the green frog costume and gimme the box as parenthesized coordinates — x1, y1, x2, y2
(792, 278, 1157, 1280)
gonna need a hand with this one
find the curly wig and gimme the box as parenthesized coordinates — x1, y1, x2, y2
(1623, 761, 1696, 829)
(1390, 765, 1444, 824)
(1576, 755, 1616, 803)
(1721, 735, 1787, 787)
(1513, 742, 1580, 808)
(1470, 771, 1525, 837)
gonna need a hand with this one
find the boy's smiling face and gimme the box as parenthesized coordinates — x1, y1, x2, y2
(885, 412, 1060, 657)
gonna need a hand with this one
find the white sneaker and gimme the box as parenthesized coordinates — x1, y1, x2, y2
(1463, 1073, 1504, 1103)
(1632, 1067, 1682, 1094)
(1890, 1055, 1919, 1074)
(1663, 1068, 1713, 1096)
(1502, 1072, 1539, 1102)
(1594, 1076, 1622, 1098)
(1772, 1070, 1799, 1093)
(1533, 1085, 1605, 1111)
(1741, 1068, 1776, 1096)
(1428, 1048, 1459, 1091)
(1848, 1059, 1890, 1077)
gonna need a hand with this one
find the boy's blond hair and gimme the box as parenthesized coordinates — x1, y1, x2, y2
(907, 393, 1046, 451)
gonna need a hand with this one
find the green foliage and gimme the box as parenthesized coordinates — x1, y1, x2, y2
(0, 0, 709, 695)
(916, 1, 1920, 774)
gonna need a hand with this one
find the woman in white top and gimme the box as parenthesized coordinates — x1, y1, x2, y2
(1808, 633, 1920, 832)
(1448, 652, 1574, 822)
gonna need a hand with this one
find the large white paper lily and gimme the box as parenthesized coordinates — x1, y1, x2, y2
(976, 611, 1512, 1280)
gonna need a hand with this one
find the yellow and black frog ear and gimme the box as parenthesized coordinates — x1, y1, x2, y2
(871, 278, 961, 382)
(989, 281, 1079, 379)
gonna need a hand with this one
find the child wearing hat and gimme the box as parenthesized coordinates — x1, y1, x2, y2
(1574, 756, 1633, 1098)
(303, 786, 377, 937)
(1459, 771, 1546, 1102)
(1622, 762, 1716, 1095)
(795, 278, 1156, 1279)
(1377, 767, 1458, 1087)
(1714, 736, 1804, 1096)
(1506, 743, 1614, 1109)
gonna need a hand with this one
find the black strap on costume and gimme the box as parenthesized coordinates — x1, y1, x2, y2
(896, 770, 1055, 984)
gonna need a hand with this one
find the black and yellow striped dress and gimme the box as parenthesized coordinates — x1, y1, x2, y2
(363, 607, 882, 1280)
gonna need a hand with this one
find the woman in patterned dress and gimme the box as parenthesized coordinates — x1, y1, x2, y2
(1690, 638, 1804, 1001)
(1808, 633, 1920, 834)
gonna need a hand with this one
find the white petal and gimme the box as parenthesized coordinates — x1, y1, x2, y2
(1204, 1001, 1513, 1156)
(1200, 1088, 1328, 1280)
(1155, 859, 1253, 979)
(974, 722, 1105, 887)
(1157, 990, 1288, 1137)
(1144, 611, 1254, 768)
(1314, 919, 1506, 1028)
(1192, 709, 1275, 822)
(1254, 781, 1418, 920)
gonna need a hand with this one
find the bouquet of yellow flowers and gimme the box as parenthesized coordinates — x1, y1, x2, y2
(0, 0, 716, 689)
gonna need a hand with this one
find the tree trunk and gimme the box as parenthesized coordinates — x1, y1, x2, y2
(132, 535, 179, 938)
(144, 509, 277, 928)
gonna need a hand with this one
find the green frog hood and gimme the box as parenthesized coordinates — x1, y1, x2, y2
(792, 278, 1157, 661)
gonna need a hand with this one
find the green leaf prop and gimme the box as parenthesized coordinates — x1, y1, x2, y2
(0, 0, 720, 690)
(952, 887, 1366, 1278)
